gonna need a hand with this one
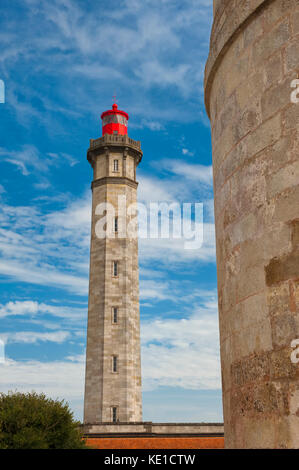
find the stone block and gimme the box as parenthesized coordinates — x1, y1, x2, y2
(264, 50, 283, 90)
(271, 312, 298, 349)
(270, 346, 299, 380)
(238, 415, 276, 448)
(237, 264, 266, 301)
(231, 316, 272, 358)
(265, 248, 299, 286)
(268, 282, 291, 317)
(273, 185, 299, 223)
(282, 102, 299, 133)
(292, 9, 299, 36)
(233, 291, 269, 334)
(262, 0, 297, 30)
(266, 159, 299, 199)
(285, 39, 299, 72)
(246, 113, 281, 159)
(261, 75, 294, 121)
(252, 18, 290, 65)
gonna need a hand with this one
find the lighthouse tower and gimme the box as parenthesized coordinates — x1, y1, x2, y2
(84, 102, 143, 424)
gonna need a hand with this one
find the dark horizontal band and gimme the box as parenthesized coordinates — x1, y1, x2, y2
(92, 176, 138, 190)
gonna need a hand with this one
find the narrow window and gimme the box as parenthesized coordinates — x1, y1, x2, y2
(114, 217, 118, 233)
(112, 355, 118, 373)
(113, 159, 119, 172)
(112, 307, 118, 324)
(113, 261, 118, 277)
(112, 406, 117, 423)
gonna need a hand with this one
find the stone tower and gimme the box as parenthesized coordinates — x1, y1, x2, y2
(84, 103, 143, 424)
(205, 0, 299, 448)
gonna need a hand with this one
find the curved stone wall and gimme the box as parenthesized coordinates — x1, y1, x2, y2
(205, 0, 299, 448)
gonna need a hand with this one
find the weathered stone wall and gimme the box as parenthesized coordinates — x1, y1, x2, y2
(84, 141, 142, 424)
(205, 0, 299, 448)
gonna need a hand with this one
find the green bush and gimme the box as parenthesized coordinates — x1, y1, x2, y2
(0, 391, 87, 449)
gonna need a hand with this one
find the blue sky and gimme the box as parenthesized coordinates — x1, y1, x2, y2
(0, 0, 222, 422)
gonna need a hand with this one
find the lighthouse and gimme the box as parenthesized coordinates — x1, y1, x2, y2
(84, 102, 143, 424)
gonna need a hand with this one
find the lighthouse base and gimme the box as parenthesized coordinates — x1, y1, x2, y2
(81, 422, 224, 449)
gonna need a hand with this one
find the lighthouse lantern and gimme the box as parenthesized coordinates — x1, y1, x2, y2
(101, 103, 129, 136)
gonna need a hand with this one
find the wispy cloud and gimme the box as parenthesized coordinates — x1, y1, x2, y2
(0, 153, 215, 294)
(1, 0, 213, 129)
(0, 193, 91, 295)
(0, 260, 88, 295)
(0, 357, 85, 418)
(0, 145, 78, 178)
(139, 223, 215, 264)
(0, 300, 85, 320)
(160, 159, 213, 186)
(140, 280, 173, 301)
(141, 296, 221, 391)
(1, 330, 70, 344)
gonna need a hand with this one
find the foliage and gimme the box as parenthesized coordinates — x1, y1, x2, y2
(0, 391, 87, 449)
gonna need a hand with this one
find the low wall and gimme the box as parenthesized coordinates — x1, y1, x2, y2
(82, 422, 225, 449)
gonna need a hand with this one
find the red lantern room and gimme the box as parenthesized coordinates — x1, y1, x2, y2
(101, 103, 129, 136)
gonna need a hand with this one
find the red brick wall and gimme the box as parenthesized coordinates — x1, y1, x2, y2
(85, 436, 225, 449)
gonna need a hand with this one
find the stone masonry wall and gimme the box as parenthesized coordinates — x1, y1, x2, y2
(205, 0, 299, 448)
(84, 143, 142, 424)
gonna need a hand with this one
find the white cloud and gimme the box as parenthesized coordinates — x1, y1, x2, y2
(0, 194, 91, 295)
(0, 357, 85, 418)
(0, 300, 85, 320)
(138, 174, 176, 203)
(161, 159, 213, 186)
(130, 120, 164, 132)
(182, 148, 194, 157)
(139, 161, 214, 205)
(44, 192, 91, 237)
(141, 300, 221, 391)
(1, 331, 70, 344)
(0, 284, 220, 420)
(0, 145, 79, 178)
(0, 145, 53, 176)
(47, 152, 79, 167)
(139, 222, 216, 264)
(135, 61, 191, 94)
(0, 259, 88, 295)
(0, 155, 214, 297)
(140, 280, 172, 301)
(0, 296, 220, 411)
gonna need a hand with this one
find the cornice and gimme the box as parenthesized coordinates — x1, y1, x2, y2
(92, 176, 138, 190)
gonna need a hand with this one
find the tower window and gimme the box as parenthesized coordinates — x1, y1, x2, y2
(112, 307, 118, 324)
(112, 406, 118, 423)
(112, 355, 118, 373)
(114, 217, 118, 233)
(113, 261, 118, 277)
(113, 160, 119, 172)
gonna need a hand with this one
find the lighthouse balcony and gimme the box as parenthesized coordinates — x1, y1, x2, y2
(89, 133, 141, 151)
